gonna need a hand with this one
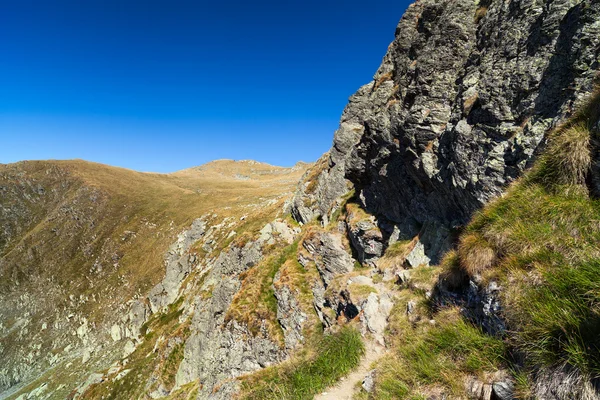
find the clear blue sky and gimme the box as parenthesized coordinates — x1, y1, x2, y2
(0, 0, 410, 172)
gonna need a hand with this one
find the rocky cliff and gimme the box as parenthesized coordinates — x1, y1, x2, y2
(3, 1, 600, 399)
(293, 0, 600, 262)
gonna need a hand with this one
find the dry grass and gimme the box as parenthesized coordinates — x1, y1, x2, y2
(374, 71, 394, 90)
(438, 250, 469, 291)
(345, 202, 373, 226)
(457, 233, 497, 276)
(377, 239, 417, 271)
(536, 123, 591, 187)
(304, 155, 329, 195)
(474, 6, 488, 23)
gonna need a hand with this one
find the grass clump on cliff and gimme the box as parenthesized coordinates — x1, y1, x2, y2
(369, 286, 505, 399)
(225, 242, 299, 343)
(239, 326, 364, 400)
(450, 91, 600, 381)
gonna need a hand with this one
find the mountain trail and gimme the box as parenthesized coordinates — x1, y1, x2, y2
(315, 340, 385, 400)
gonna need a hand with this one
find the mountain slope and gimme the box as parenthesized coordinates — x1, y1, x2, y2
(3, 0, 600, 399)
(0, 159, 307, 399)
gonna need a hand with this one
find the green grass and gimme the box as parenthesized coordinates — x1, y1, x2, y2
(511, 260, 600, 375)
(239, 327, 365, 400)
(348, 283, 378, 300)
(375, 303, 505, 399)
(458, 165, 600, 378)
(447, 89, 600, 384)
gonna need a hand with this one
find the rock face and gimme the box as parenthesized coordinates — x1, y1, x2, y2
(175, 221, 301, 399)
(293, 0, 600, 262)
(273, 277, 307, 351)
(148, 218, 207, 313)
(301, 231, 354, 285)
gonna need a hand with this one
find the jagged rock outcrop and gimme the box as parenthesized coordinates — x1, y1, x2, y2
(148, 218, 207, 313)
(300, 230, 354, 285)
(175, 220, 300, 399)
(293, 0, 600, 263)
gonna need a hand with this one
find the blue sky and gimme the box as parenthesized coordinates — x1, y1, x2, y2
(0, 0, 411, 172)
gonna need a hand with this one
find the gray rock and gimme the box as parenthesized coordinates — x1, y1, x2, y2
(274, 274, 307, 351)
(292, 0, 600, 265)
(467, 280, 505, 336)
(492, 381, 514, 400)
(405, 222, 452, 268)
(362, 369, 376, 393)
(346, 215, 385, 265)
(301, 231, 354, 285)
(359, 293, 394, 346)
(148, 218, 206, 313)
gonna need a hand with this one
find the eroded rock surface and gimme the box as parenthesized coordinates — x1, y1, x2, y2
(293, 0, 600, 263)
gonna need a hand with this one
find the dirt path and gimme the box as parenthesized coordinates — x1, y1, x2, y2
(315, 340, 385, 400)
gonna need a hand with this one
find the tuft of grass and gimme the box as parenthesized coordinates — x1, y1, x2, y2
(533, 123, 591, 187)
(457, 233, 496, 276)
(348, 283, 378, 300)
(238, 326, 364, 400)
(345, 202, 373, 226)
(438, 250, 468, 290)
(509, 260, 600, 376)
(376, 304, 505, 399)
(377, 239, 415, 271)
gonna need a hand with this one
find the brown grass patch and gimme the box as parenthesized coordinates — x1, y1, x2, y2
(374, 71, 394, 90)
(304, 155, 329, 194)
(457, 234, 497, 276)
(542, 123, 591, 186)
(377, 237, 418, 271)
(345, 202, 373, 226)
(463, 92, 479, 114)
(474, 6, 488, 24)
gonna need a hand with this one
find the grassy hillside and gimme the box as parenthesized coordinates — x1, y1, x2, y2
(0, 158, 307, 397)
